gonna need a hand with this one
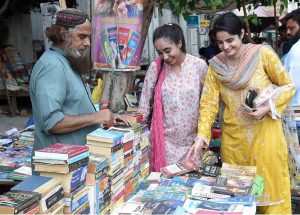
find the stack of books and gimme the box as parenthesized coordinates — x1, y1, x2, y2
(131, 125, 143, 191)
(139, 124, 151, 182)
(86, 128, 125, 213)
(86, 153, 110, 214)
(11, 175, 64, 214)
(124, 93, 139, 112)
(0, 190, 41, 214)
(117, 111, 143, 125)
(33, 143, 90, 214)
(109, 125, 135, 200)
(18, 129, 35, 143)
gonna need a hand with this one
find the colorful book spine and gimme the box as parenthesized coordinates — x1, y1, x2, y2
(70, 165, 88, 191)
(68, 157, 89, 172)
(69, 152, 89, 164)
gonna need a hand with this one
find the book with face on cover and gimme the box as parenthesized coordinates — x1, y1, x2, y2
(160, 157, 200, 178)
(34, 143, 88, 160)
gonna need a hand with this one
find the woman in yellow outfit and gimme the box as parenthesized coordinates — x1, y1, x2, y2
(187, 12, 295, 214)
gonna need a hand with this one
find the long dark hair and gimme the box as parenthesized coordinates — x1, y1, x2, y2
(210, 12, 244, 42)
(153, 23, 186, 53)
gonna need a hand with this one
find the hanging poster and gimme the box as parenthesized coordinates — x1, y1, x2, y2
(92, 0, 143, 70)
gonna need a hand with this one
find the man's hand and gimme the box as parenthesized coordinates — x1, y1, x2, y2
(94, 109, 115, 125)
(114, 114, 130, 126)
(50, 109, 130, 134)
(186, 138, 209, 161)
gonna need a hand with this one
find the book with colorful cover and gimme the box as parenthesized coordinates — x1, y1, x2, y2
(108, 125, 134, 143)
(17, 201, 39, 214)
(210, 196, 254, 206)
(34, 157, 89, 173)
(88, 153, 108, 174)
(214, 176, 254, 188)
(220, 163, 256, 179)
(160, 157, 200, 178)
(195, 200, 244, 214)
(183, 199, 244, 214)
(212, 184, 252, 196)
(0, 190, 41, 214)
(115, 202, 145, 214)
(143, 198, 184, 215)
(87, 128, 124, 143)
(34, 143, 88, 160)
(124, 93, 139, 108)
(191, 183, 230, 199)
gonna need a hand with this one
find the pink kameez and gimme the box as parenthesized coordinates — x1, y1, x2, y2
(139, 54, 207, 165)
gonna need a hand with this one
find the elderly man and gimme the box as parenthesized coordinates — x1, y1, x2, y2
(30, 9, 119, 152)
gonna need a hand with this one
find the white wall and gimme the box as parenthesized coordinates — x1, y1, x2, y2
(141, 6, 210, 65)
(5, 8, 45, 64)
(7, 13, 34, 64)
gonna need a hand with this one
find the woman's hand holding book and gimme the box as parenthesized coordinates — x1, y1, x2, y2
(186, 137, 209, 161)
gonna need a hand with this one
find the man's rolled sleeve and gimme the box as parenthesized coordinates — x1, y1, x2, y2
(43, 110, 65, 134)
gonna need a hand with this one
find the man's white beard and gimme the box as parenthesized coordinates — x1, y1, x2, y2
(64, 39, 91, 74)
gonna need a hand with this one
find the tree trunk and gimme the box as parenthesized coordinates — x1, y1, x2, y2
(100, 71, 135, 112)
(141, 0, 155, 48)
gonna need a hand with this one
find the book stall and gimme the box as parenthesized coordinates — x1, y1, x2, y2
(0, 45, 32, 117)
(0, 116, 257, 215)
(1, 1, 300, 214)
(1, 105, 300, 214)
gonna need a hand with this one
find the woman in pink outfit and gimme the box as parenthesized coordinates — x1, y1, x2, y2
(139, 23, 208, 171)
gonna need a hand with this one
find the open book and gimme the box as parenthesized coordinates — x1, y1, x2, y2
(160, 157, 200, 178)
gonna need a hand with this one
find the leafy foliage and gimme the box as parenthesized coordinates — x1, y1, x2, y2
(157, 0, 296, 21)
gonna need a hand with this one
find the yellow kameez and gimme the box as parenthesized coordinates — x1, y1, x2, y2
(198, 46, 295, 214)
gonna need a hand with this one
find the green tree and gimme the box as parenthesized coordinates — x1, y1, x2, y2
(157, 0, 296, 45)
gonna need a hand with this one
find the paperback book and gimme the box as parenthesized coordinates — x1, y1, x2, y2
(161, 157, 200, 178)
